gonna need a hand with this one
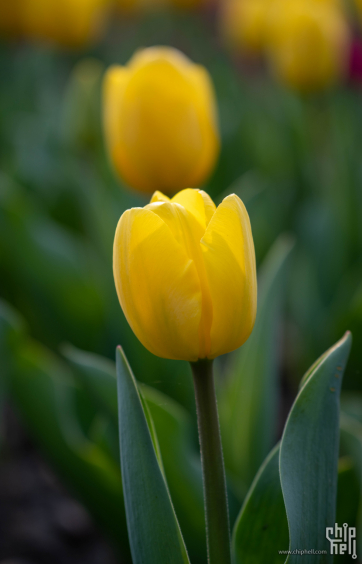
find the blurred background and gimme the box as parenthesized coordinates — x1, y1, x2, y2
(0, 0, 362, 562)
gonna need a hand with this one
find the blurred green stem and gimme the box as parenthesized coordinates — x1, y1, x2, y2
(191, 359, 231, 564)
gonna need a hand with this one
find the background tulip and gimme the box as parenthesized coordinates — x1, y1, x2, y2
(113, 188, 257, 361)
(0, 0, 110, 48)
(219, 0, 274, 56)
(265, 0, 350, 92)
(103, 47, 220, 194)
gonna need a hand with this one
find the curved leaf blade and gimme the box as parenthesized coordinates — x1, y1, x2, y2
(280, 331, 352, 563)
(116, 346, 191, 564)
(141, 384, 206, 562)
(64, 345, 206, 561)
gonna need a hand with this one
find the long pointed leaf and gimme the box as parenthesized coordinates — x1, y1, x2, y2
(280, 331, 352, 563)
(65, 344, 206, 562)
(116, 346, 191, 564)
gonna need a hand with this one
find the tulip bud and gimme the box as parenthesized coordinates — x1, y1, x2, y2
(265, 0, 350, 92)
(18, 0, 109, 48)
(219, 0, 274, 56)
(113, 188, 257, 361)
(103, 47, 220, 194)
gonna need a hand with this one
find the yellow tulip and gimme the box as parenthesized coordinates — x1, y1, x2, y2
(219, 0, 274, 56)
(11, 0, 109, 48)
(113, 188, 257, 361)
(103, 47, 220, 194)
(265, 0, 350, 91)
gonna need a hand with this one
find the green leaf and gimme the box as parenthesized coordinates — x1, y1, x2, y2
(65, 344, 206, 562)
(232, 444, 289, 564)
(280, 331, 352, 563)
(116, 346, 191, 564)
(219, 234, 295, 497)
(141, 384, 206, 562)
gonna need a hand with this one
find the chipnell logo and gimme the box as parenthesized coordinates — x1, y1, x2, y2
(326, 523, 357, 559)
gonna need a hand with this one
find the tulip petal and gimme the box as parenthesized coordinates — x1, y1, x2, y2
(113, 207, 202, 361)
(146, 200, 213, 358)
(201, 194, 257, 358)
(103, 66, 151, 190)
(198, 190, 217, 225)
(150, 191, 171, 204)
(171, 188, 216, 229)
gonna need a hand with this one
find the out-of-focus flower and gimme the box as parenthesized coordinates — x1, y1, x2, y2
(265, 0, 350, 92)
(113, 188, 257, 361)
(103, 47, 220, 194)
(0, 0, 110, 48)
(219, 0, 274, 56)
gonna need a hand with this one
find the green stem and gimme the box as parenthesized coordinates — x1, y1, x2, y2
(190, 359, 231, 564)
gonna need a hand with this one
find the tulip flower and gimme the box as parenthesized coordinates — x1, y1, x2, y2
(265, 0, 350, 92)
(113, 188, 257, 361)
(6, 0, 110, 48)
(219, 0, 274, 56)
(103, 47, 220, 194)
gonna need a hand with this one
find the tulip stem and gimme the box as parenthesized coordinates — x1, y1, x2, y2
(191, 359, 231, 564)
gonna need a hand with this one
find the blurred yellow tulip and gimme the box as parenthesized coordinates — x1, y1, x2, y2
(265, 0, 350, 91)
(113, 188, 257, 361)
(103, 47, 220, 194)
(0, 0, 109, 47)
(219, 0, 274, 56)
